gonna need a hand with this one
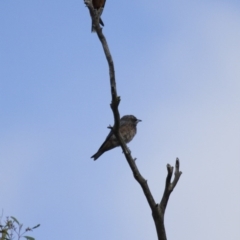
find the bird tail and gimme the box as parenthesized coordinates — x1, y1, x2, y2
(91, 17, 104, 32)
(91, 150, 103, 160)
(99, 18, 104, 27)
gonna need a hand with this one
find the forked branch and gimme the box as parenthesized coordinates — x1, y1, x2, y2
(160, 158, 182, 215)
(84, 2, 182, 239)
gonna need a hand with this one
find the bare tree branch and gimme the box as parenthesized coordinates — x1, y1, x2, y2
(84, 0, 120, 127)
(160, 158, 182, 215)
(84, 2, 183, 239)
(151, 159, 182, 240)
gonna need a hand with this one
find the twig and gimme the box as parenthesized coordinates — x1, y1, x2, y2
(160, 158, 182, 214)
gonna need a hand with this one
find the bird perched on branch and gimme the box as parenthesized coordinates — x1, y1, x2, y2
(90, 0, 106, 32)
(91, 115, 141, 160)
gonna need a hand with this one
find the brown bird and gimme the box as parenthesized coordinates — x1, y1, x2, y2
(90, 0, 106, 32)
(91, 115, 141, 160)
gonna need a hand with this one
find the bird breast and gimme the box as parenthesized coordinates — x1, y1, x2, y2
(119, 124, 137, 143)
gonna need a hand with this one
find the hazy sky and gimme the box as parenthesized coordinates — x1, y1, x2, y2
(0, 0, 239, 239)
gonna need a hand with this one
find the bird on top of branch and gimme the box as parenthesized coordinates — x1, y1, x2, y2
(91, 115, 141, 160)
(90, 0, 106, 32)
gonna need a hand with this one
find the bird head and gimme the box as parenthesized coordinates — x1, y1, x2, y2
(121, 115, 142, 126)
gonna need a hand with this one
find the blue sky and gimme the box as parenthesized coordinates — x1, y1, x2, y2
(0, 0, 239, 239)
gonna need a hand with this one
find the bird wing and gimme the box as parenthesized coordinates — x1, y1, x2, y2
(97, 129, 116, 151)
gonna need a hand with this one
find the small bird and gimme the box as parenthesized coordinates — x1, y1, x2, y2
(90, 0, 106, 32)
(91, 115, 141, 160)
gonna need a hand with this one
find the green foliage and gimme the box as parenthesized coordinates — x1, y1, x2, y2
(0, 215, 40, 240)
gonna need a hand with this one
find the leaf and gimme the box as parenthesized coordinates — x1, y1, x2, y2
(10, 216, 19, 225)
(24, 236, 35, 240)
(32, 224, 40, 229)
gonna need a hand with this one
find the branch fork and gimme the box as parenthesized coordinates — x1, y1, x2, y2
(85, 3, 183, 239)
